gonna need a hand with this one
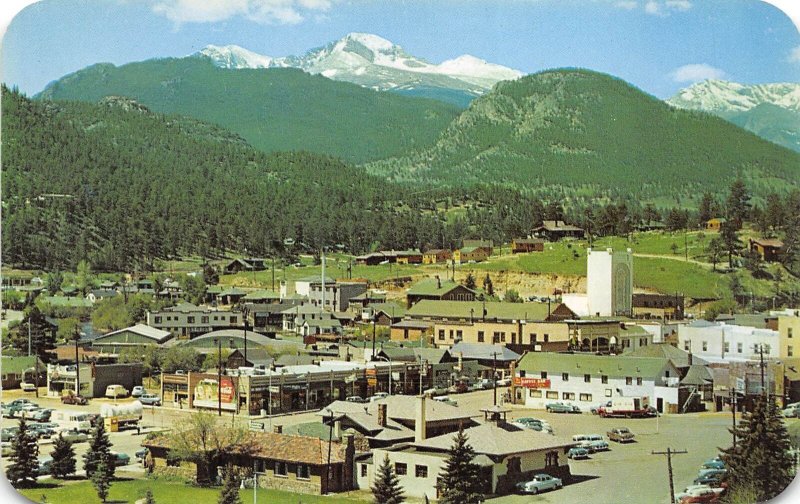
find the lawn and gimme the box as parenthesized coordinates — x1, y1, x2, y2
(18, 477, 371, 504)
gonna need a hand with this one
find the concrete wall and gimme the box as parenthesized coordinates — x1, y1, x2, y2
(587, 248, 632, 317)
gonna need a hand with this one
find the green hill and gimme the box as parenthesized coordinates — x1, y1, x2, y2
(35, 58, 460, 163)
(365, 69, 800, 198)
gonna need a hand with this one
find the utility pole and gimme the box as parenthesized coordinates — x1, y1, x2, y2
(756, 343, 766, 396)
(371, 317, 377, 361)
(242, 306, 249, 364)
(216, 338, 222, 416)
(651, 448, 687, 504)
(729, 388, 737, 449)
(325, 408, 334, 495)
(74, 332, 80, 397)
(492, 351, 498, 406)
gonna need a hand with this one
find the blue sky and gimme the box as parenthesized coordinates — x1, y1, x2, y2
(2, 0, 799, 98)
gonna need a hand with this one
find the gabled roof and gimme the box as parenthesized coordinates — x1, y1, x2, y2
(450, 342, 520, 362)
(243, 289, 279, 301)
(750, 238, 784, 248)
(413, 422, 574, 456)
(627, 343, 709, 367)
(228, 348, 273, 367)
(681, 365, 714, 386)
(517, 352, 676, 380)
(99, 324, 172, 343)
(218, 287, 248, 297)
(407, 278, 470, 297)
(324, 396, 476, 424)
(371, 302, 406, 318)
(303, 319, 342, 328)
(170, 302, 200, 312)
(406, 299, 552, 322)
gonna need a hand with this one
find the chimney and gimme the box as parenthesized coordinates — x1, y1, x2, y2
(343, 434, 355, 491)
(377, 403, 388, 427)
(334, 419, 342, 439)
(458, 352, 463, 371)
(415, 395, 427, 443)
(274, 425, 283, 434)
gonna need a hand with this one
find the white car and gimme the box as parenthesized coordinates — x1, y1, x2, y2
(674, 485, 724, 503)
(20, 382, 37, 392)
(370, 392, 389, 402)
(515, 474, 563, 494)
(105, 384, 129, 398)
(131, 386, 146, 397)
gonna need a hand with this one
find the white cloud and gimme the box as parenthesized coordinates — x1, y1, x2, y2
(151, 0, 332, 26)
(643, 0, 692, 16)
(670, 63, 726, 83)
(788, 46, 800, 64)
(614, 1, 638, 10)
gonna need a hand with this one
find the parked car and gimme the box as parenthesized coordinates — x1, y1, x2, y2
(607, 427, 635, 443)
(1, 441, 12, 456)
(496, 378, 512, 386)
(37, 457, 53, 476)
(20, 381, 37, 392)
(423, 387, 448, 397)
(1, 427, 20, 442)
(370, 392, 389, 402)
(567, 447, 590, 459)
(61, 393, 89, 406)
(29, 423, 56, 439)
(676, 486, 723, 503)
(28, 408, 54, 422)
(105, 384, 129, 398)
(782, 405, 799, 418)
(692, 474, 726, 488)
(591, 401, 612, 415)
(60, 429, 89, 444)
(131, 386, 146, 397)
(135, 448, 148, 462)
(345, 396, 368, 403)
(111, 452, 131, 466)
(546, 402, 580, 414)
(587, 440, 610, 452)
(515, 473, 563, 494)
(701, 458, 725, 470)
(139, 394, 162, 406)
(448, 382, 468, 394)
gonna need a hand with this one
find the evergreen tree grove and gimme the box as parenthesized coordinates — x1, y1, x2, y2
(721, 395, 794, 502)
(5, 418, 39, 487)
(437, 429, 485, 504)
(371, 455, 405, 504)
(49, 433, 77, 478)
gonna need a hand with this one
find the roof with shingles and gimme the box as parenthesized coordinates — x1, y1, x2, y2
(370, 302, 407, 318)
(517, 352, 677, 380)
(681, 365, 714, 386)
(243, 290, 279, 300)
(407, 299, 551, 321)
(413, 422, 574, 456)
(450, 342, 520, 361)
(626, 343, 709, 367)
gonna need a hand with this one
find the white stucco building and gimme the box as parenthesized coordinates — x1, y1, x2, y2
(587, 248, 633, 317)
(677, 320, 780, 363)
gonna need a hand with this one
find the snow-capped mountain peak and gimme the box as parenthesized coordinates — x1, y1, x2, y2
(193, 33, 522, 94)
(197, 45, 274, 69)
(667, 79, 800, 113)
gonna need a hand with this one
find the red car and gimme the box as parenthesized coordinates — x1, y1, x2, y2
(61, 394, 89, 405)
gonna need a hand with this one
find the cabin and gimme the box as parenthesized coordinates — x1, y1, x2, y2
(532, 220, 585, 241)
(511, 238, 544, 253)
(453, 246, 491, 264)
(422, 249, 452, 264)
(224, 258, 267, 274)
(705, 218, 726, 232)
(406, 277, 476, 308)
(749, 238, 784, 262)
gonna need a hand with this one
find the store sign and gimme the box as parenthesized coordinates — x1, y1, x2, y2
(513, 377, 551, 389)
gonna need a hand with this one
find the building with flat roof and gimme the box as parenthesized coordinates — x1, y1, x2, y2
(146, 302, 241, 340)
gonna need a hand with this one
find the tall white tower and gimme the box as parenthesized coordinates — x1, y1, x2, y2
(587, 248, 633, 317)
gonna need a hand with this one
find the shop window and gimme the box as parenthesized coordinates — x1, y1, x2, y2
(529, 389, 542, 398)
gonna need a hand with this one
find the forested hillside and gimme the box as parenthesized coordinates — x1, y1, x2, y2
(366, 69, 800, 199)
(1, 87, 555, 272)
(35, 58, 461, 163)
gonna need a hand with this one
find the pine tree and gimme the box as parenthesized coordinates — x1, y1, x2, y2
(720, 221, 739, 268)
(721, 395, 794, 502)
(725, 179, 750, 230)
(482, 274, 494, 297)
(144, 488, 157, 504)
(91, 456, 112, 503)
(83, 419, 114, 479)
(49, 433, 77, 478)
(463, 273, 477, 290)
(437, 429, 485, 504)
(218, 466, 242, 504)
(5, 418, 39, 487)
(371, 455, 404, 504)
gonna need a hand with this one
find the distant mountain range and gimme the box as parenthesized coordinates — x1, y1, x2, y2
(667, 80, 800, 152)
(365, 70, 800, 196)
(194, 32, 522, 107)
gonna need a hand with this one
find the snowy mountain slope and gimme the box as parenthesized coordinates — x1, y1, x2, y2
(193, 32, 522, 94)
(667, 79, 800, 114)
(667, 79, 800, 152)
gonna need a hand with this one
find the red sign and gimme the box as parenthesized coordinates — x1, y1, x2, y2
(513, 377, 551, 389)
(220, 377, 235, 403)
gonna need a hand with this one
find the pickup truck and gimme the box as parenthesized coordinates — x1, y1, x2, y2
(61, 393, 89, 406)
(607, 427, 635, 443)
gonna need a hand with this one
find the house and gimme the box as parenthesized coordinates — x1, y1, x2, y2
(246, 300, 304, 330)
(616, 324, 654, 353)
(2, 355, 46, 390)
(86, 289, 118, 304)
(515, 352, 683, 413)
(449, 342, 520, 378)
(627, 343, 714, 404)
(242, 289, 281, 304)
(354, 252, 388, 266)
(395, 250, 424, 264)
(280, 304, 333, 333)
(363, 302, 406, 326)
(226, 348, 274, 370)
(749, 238, 784, 262)
(91, 324, 173, 353)
(224, 257, 267, 274)
(566, 318, 622, 353)
(156, 280, 184, 301)
(511, 238, 544, 253)
(778, 313, 800, 360)
(146, 303, 242, 340)
(217, 287, 248, 305)
(358, 403, 574, 499)
(348, 291, 387, 312)
(143, 430, 355, 495)
(406, 277, 476, 308)
(453, 246, 491, 264)
(532, 220, 586, 241)
(632, 293, 684, 320)
(422, 249, 451, 264)
(294, 275, 335, 298)
(301, 318, 343, 337)
(705, 218, 726, 231)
